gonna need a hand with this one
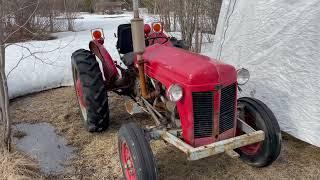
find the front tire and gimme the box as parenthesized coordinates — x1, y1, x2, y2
(236, 97, 281, 167)
(71, 49, 109, 132)
(118, 122, 158, 180)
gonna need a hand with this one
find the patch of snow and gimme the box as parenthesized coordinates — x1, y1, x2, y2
(5, 12, 214, 99)
(6, 13, 132, 98)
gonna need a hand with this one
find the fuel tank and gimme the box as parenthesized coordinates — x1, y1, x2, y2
(143, 44, 237, 88)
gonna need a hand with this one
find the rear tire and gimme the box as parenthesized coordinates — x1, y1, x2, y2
(71, 49, 109, 132)
(118, 122, 158, 180)
(236, 97, 281, 167)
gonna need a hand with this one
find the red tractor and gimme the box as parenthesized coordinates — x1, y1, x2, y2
(71, 3, 281, 180)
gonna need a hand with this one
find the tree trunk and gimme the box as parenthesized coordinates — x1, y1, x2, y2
(0, 45, 10, 151)
(64, 0, 75, 31)
(0, 0, 11, 151)
(49, 13, 54, 32)
(153, 0, 157, 14)
(173, 11, 176, 31)
(67, 18, 73, 31)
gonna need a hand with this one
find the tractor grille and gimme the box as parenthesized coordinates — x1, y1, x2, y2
(192, 92, 213, 138)
(219, 83, 237, 133)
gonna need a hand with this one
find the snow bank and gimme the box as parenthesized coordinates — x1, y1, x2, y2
(212, 0, 320, 147)
(6, 13, 132, 98)
(4, 12, 190, 99)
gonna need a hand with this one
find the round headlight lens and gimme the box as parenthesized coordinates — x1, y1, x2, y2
(167, 84, 183, 102)
(237, 68, 250, 85)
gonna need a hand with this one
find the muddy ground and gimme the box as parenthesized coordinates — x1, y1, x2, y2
(10, 87, 320, 179)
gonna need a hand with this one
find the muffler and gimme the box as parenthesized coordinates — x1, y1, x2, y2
(131, 0, 148, 98)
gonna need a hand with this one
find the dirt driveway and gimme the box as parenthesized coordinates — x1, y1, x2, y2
(9, 87, 320, 179)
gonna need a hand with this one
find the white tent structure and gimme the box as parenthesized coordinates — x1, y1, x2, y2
(212, 0, 320, 147)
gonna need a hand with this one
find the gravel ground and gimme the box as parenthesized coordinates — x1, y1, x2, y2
(9, 87, 320, 179)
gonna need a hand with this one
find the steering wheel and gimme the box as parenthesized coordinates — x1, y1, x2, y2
(146, 36, 169, 45)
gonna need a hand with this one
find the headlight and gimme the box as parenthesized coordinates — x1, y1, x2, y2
(167, 84, 183, 102)
(237, 68, 250, 85)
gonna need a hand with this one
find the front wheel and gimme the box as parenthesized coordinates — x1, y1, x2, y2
(118, 122, 158, 180)
(236, 97, 282, 167)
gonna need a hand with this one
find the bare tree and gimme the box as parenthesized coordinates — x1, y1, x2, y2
(64, 0, 79, 31)
(0, 0, 11, 151)
(156, 0, 171, 31)
(84, 0, 96, 13)
(155, 0, 222, 52)
(41, 0, 57, 33)
(0, 0, 79, 151)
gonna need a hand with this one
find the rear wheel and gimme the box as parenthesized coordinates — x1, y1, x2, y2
(71, 49, 109, 132)
(236, 97, 281, 167)
(118, 122, 158, 180)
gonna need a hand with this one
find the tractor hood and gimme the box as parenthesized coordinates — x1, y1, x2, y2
(143, 44, 237, 87)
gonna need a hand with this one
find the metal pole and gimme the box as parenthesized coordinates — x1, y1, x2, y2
(132, 0, 139, 18)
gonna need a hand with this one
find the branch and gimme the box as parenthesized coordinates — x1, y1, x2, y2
(12, 21, 38, 36)
(0, 1, 39, 22)
(3, 0, 40, 43)
(6, 34, 76, 77)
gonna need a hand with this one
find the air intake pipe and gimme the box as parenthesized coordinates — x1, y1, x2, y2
(131, 0, 149, 98)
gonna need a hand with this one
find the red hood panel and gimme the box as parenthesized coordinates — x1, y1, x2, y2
(143, 44, 236, 86)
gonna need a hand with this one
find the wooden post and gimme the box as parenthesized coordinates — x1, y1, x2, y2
(0, 0, 11, 151)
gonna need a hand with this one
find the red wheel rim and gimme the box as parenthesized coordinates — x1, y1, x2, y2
(75, 75, 88, 122)
(121, 141, 137, 180)
(237, 107, 262, 155)
(76, 79, 86, 108)
(239, 142, 261, 155)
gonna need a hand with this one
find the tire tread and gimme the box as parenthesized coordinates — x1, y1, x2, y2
(118, 123, 158, 180)
(71, 49, 109, 132)
(237, 97, 281, 167)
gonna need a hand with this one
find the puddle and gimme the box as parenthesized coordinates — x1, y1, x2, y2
(13, 122, 74, 176)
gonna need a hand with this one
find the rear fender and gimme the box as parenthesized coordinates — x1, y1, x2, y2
(89, 40, 119, 85)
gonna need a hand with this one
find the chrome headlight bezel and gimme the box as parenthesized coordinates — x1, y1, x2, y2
(237, 68, 250, 85)
(167, 84, 183, 102)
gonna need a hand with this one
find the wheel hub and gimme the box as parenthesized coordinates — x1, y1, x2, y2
(121, 142, 137, 180)
(75, 78, 88, 122)
(237, 106, 262, 155)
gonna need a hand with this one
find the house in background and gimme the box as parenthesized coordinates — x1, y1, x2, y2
(94, 1, 125, 14)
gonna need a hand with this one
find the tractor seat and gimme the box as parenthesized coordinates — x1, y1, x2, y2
(116, 24, 133, 54)
(121, 52, 135, 67)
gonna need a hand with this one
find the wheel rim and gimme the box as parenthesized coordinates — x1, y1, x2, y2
(237, 105, 262, 155)
(121, 141, 137, 180)
(75, 72, 88, 122)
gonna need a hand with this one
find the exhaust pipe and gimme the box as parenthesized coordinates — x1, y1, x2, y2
(131, 0, 149, 98)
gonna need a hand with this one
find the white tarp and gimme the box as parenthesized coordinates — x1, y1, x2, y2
(212, 0, 320, 147)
